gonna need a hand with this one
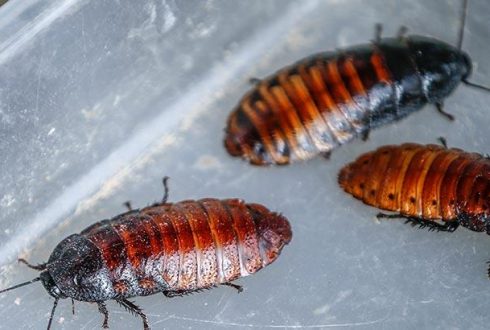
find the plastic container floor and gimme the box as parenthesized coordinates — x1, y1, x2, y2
(0, 0, 489, 329)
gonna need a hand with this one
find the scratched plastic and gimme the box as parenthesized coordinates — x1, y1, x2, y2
(1, 0, 490, 329)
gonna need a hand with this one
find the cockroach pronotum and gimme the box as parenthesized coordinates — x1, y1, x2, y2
(0, 178, 292, 329)
(338, 141, 490, 270)
(224, 0, 490, 165)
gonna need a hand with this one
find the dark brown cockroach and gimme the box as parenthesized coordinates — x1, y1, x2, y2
(224, 0, 490, 165)
(0, 178, 292, 330)
(338, 142, 490, 237)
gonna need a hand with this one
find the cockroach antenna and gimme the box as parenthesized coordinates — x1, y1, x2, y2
(457, 0, 468, 50)
(0, 261, 59, 330)
(0, 277, 41, 294)
(459, 0, 490, 92)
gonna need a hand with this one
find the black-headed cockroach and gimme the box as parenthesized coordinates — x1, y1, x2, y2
(0, 178, 292, 329)
(224, 0, 489, 165)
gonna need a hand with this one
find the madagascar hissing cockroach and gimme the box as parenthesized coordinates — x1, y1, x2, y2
(0, 178, 292, 330)
(338, 141, 490, 234)
(224, 0, 490, 165)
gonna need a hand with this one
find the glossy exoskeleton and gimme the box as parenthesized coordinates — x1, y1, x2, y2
(339, 142, 490, 273)
(224, 1, 488, 165)
(0, 178, 292, 329)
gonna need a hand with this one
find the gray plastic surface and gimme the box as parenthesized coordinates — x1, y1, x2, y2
(1, 0, 490, 329)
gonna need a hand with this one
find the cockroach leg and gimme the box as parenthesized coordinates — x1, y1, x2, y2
(361, 130, 370, 142)
(47, 298, 59, 330)
(123, 201, 133, 211)
(361, 112, 372, 142)
(435, 102, 455, 121)
(437, 137, 448, 149)
(162, 176, 170, 203)
(403, 217, 459, 232)
(222, 282, 243, 293)
(117, 299, 149, 330)
(377, 213, 458, 232)
(97, 302, 109, 329)
(18, 258, 47, 271)
(163, 290, 184, 298)
(376, 212, 401, 219)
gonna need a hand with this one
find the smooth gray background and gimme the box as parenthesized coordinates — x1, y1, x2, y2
(1, 0, 490, 329)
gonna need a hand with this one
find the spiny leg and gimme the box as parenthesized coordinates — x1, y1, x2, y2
(97, 302, 109, 329)
(222, 282, 243, 293)
(123, 201, 133, 211)
(376, 212, 403, 219)
(163, 287, 212, 298)
(374, 23, 382, 43)
(404, 217, 459, 232)
(18, 258, 47, 271)
(361, 130, 370, 142)
(163, 290, 185, 298)
(161, 176, 170, 203)
(117, 299, 149, 330)
(376, 213, 459, 232)
(437, 137, 448, 149)
(435, 102, 455, 121)
(361, 110, 372, 142)
(162, 289, 203, 298)
(46, 298, 59, 330)
(71, 299, 75, 315)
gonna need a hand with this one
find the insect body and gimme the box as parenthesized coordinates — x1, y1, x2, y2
(338, 143, 490, 233)
(224, 32, 473, 165)
(0, 178, 292, 329)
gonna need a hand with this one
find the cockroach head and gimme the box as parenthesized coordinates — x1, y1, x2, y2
(40, 271, 66, 299)
(46, 235, 113, 302)
(407, 35, 472, 101)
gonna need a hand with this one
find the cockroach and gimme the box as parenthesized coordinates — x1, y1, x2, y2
(224, 0, 490, 165)
(338, 141, 490, 236)
(0, 178, 292, 329)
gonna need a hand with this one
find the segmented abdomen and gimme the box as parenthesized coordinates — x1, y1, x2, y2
(225, 44, 398, 165)
(81, 199, 291, 297)
(338, 143, 490, 227)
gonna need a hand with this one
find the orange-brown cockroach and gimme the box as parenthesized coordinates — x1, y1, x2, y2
(339, 142, 490, 274)
(338, 142, 490, 234)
